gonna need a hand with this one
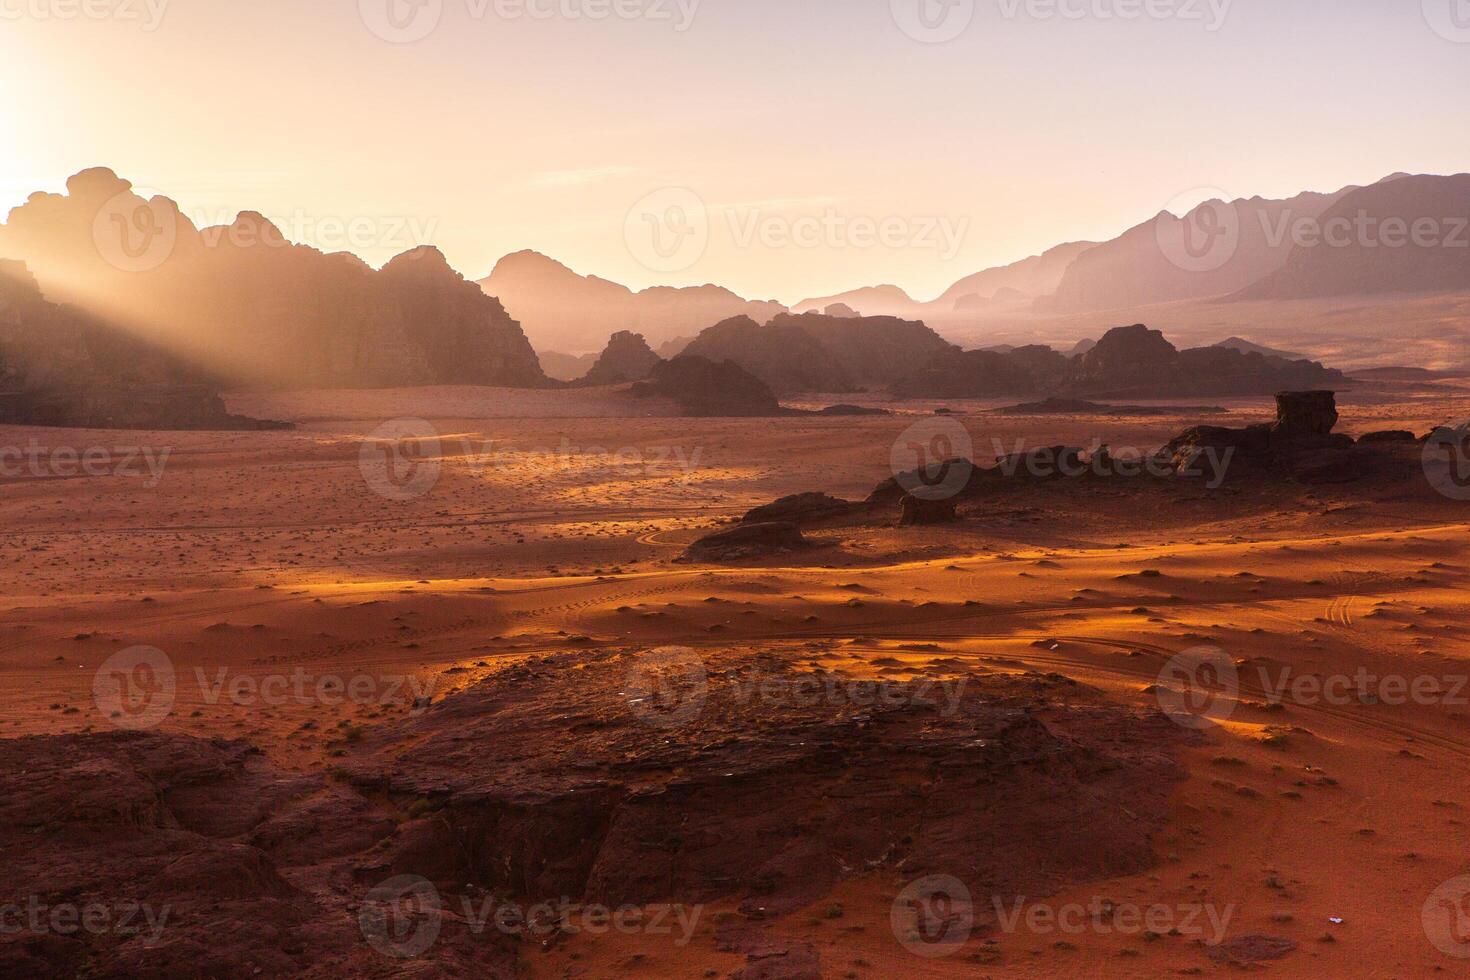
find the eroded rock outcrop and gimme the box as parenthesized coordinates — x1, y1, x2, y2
(0, 731, 518, 978)
(0, 169, 547, 389)
(0, 261, 290, 430)
(680, 521, 811, 561)
(580, 330, 663, 386)
(338, 650, 1191, 917)
(681, 312, 954, 394)
(630, 355, 783, 417)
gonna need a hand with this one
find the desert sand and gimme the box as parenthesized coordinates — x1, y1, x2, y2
(5, 381, 1470, 976)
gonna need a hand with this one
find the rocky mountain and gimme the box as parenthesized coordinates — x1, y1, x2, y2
(931, 241, 1097, 311)
(1233, 173, 1470, 300)
(1214, 337, 1307, 361)
(1042, 185, 1363, 314)
(681, 312, 955, 394)
(790, 243, 1096, 322)
(889, 324, 1344, 400)
(630, 355, 782, 416)
(581, 330, 663, 386)
(477, 250, 785, 353)
(0, 168, 547, 389)
(891, 345, 1069, 398)
(1063, 324, 1345, 398)
(0, 260, 287, 429)
(790, 285, 925, 318)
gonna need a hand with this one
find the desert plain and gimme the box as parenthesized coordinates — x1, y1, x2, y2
(4, 379, 1470, 977)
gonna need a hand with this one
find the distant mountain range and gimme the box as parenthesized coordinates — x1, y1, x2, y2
(508, 171, 1467, 360)
(3, 167, 1466, 407)
(478, 250, 784, 354)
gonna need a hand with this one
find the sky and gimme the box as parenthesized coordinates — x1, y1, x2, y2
(2, 0, 1468, 304)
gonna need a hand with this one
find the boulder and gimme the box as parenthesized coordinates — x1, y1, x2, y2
(741, 492, 854, 525)
(1272, 390, 1338, 437)
(680, 522, 811, 561)
(899, 495, 959, 525)
(1358, 429, 1417, 443)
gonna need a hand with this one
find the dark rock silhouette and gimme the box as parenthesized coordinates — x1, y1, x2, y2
(741, 492, 855, 525)
(681, 521, 811, 561)
(892, 345, 1069, 398)
(682, 312, 953, 394)
(1358, 429, 1417, 443)
(1153, 391, 1415, 485)
(1062, 325, 1345, 398)
(630, 355, 783, 417)
(1273, 390, 1338, 436)
(580, 330, 663, 386)
(899, 495, 959, 525)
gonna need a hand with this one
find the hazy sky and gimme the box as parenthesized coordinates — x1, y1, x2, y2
(3, 0, 1468, 303)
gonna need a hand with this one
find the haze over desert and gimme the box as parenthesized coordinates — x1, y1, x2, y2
(4, 2, 1470, 978)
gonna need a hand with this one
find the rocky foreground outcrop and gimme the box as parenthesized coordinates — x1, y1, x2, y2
(0, 731, 517, 978)
(3, 648, 1192, 977)
(0, 169, 547, 389)
(339, 650, 1189, 915)
(0, 261, 289, 430)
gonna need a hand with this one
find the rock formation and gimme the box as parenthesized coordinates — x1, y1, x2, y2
(1060, 325, 1345, 399)
(899, 495, 959, 525)
(0, 261, 289, 430)
(477, 250, 785, 352)
(580, 330, 663, 386)
(1155, 390, 1406, 485)
(630, 355, 784, 417)
(680, 521, 811, 561)
(681, 312, 954, 394)
(338, 650, 1189, 915)
(741, 492, 855, 525)
(0, 169, 547, 390)
(892, 345, 1069, 398)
